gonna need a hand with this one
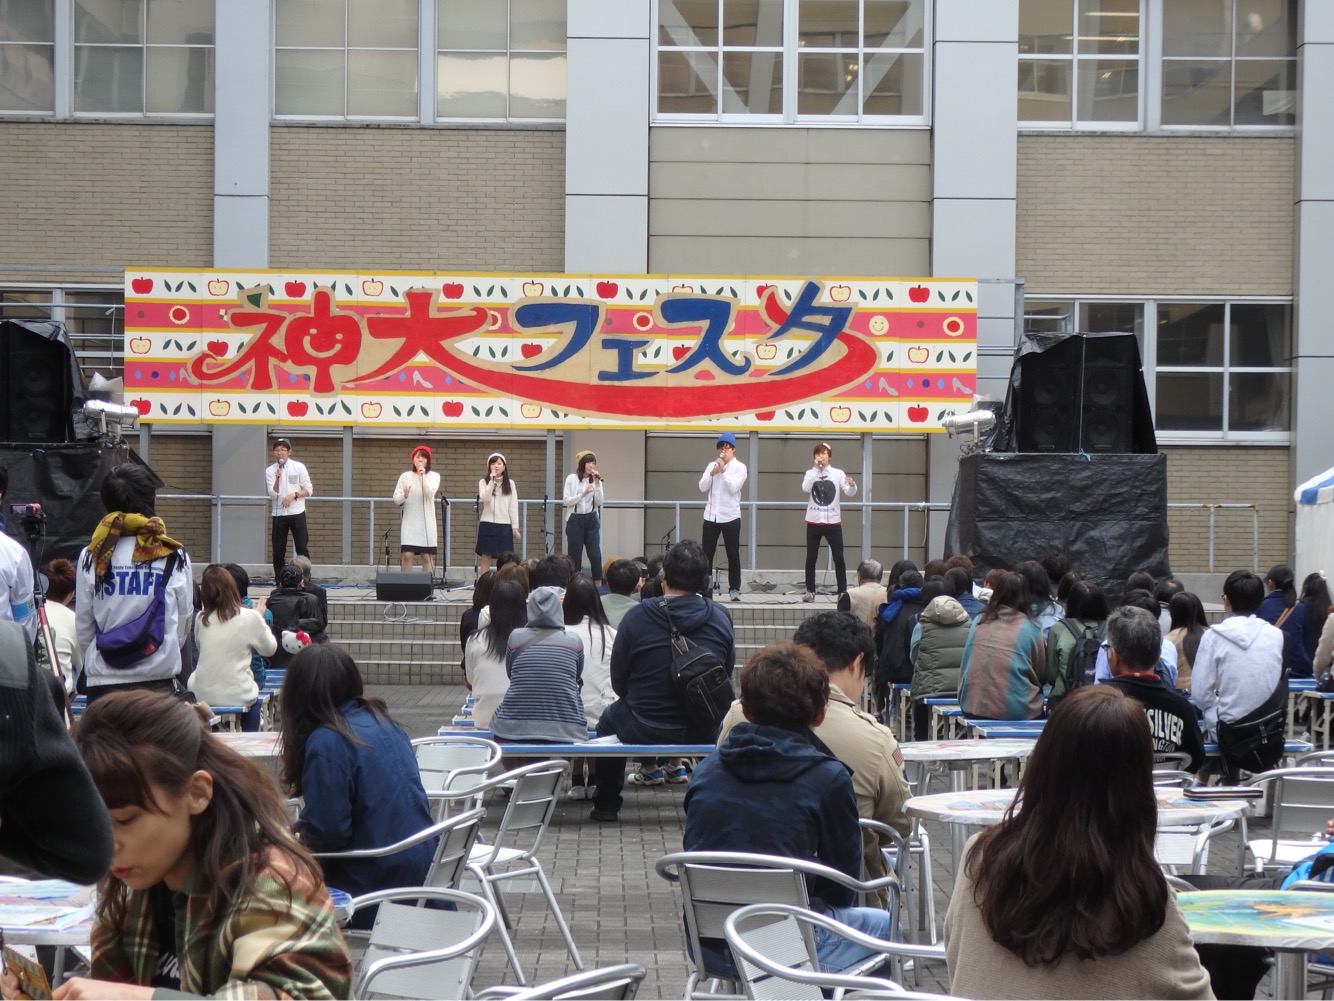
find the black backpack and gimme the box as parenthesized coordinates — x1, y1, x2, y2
(1058, 617, 1103, 697)
(659, 598, 733, 735)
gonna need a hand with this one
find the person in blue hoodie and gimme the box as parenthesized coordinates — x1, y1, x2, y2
(684, 640, 892, 974)
(872, 567, 925, 712)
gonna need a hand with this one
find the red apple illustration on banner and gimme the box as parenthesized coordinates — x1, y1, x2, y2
(756, 284, 775, 299)
(520, 343, 543, 359)
(828, 285, 851, 302)
(442, 283, 464, 299)
(755, 343, 778, 361)
(907, 346, 929, 364)
(285, 281, 306, 297)
(131, 277, 153, 294)
(442, 401, 464, 417)
(672, 346, 690, 361)
(130, 399, 151, 415)
(907, 406, 929, 423)
(360, 402, 382, 419)
(755, 411, 776, 421)
(129, 337, 151, 354)
(520, 403, 542, 418)
(908, 286, 930, 303)
(286, 401, 309, 417)
(830, 406, 852, 423)
(206, 340, 227, 357)
(208, 400, 230, 417)
(596, 281, 618, 298)
(207, 279, 229, 296)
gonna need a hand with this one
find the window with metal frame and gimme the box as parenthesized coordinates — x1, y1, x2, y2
(655, 0, 927, 123)
(1023, 296, 1291, 440)
(73, 0, 214, 116)
(436, 0, 565, 121)
(1018, 0, 1140, 127)
(0, 0, 55, 113)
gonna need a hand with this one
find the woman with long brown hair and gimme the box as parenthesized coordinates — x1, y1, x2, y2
(187, 565, 277, 731)
(944, 685, 1212, 999)
(51, 690, 350, 999)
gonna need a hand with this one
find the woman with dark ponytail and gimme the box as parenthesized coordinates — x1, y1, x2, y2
(1258, 564, 1315, 677)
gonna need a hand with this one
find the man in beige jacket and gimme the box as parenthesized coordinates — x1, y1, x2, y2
(717, 609, 911, 904)
(842, 559, 886, 628)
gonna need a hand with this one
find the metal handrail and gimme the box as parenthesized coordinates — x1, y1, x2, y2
(156, 492, 1258, 572)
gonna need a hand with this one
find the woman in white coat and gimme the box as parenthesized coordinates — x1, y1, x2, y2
(393, 445, 441, 574)
(188, 565, 278, 730)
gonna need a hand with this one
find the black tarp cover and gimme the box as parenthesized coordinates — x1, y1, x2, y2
(0, 444, 158, 567)
(944, 452, 1171, 600)
(0, 318, 96, 442)
(990, 330, 1157, 454)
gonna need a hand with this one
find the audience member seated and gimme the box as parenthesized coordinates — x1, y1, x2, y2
(909, 578, 971, 740)
(279, 644, 436, 930)
(1018, 560, 1061, 639)
(601, 559, 642, 628)
(38, 558, 80, 688)
(686, 640, 894, 974)
(1156, 577, 1186, 634)
(458, 569, 496, 664)
(1102, 606, 1206, 773)
(1045, 580, 1109, 711)
(1191, 569, 1284, 743)
(839, 558, 885, 628)
(59, 689, 351, 997)
(266, 564, 326, 671)
(1092, 589, 1179, 687)
(463, 578, 527, 729)
(946, 566, 984, 619)
(1258, 564, 1315, 678)
(944, 685, 1213, 1000)
(1166, 591, 1209, 692)
(872, 568, 925, 712)
(490, 585, 588, 744)
(958, 571, 1046, 721)
(718, 611, 910, 906)
(291, 555, 329, 627)
(187, 565, 277, 731)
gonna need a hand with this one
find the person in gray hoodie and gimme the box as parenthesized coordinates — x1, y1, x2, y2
(489, 585, 588, 743)
(1191, 569, 1285, 742)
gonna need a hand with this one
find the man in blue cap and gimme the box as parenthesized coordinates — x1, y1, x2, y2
(698, 432, 747, 602)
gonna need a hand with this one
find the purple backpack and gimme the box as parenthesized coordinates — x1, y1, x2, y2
(94, 552, 180, 669)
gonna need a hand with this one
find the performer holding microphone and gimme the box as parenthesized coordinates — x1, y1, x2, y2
(563, 450, 605, 584)
(801, 441, 856, 602)
(699, 432, 747, 602)
(476, 452, 520, 574)
(393, 445, 441, 574)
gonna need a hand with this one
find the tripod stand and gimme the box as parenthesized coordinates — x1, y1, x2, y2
(16, 507, 68, 718)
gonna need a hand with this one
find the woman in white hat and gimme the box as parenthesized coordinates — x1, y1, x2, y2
(393, 444, 441, 574)
(562, 450, 605, 584)
(476, 453, 520, 574)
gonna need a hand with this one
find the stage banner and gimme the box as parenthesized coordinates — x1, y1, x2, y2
(123, 270, 977, 432)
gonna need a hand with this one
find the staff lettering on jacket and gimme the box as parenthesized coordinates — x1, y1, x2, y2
(101, 567, 165, 597)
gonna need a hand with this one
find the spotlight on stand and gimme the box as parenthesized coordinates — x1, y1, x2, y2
(941, 409, 997, 455)
(83, 400, 140, 440)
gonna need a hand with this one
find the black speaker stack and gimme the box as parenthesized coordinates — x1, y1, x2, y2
(0, 320, 75, 443)
(375, 570, 434, 601)
(1013, 334, 1140, 454)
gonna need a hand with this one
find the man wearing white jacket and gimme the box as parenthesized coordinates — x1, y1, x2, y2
(1191, 569, 1285, 742)
(800, 442, 857, 602)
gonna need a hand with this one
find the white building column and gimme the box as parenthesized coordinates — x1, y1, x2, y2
(929, 0, 1019, 553)
(1294, 2, 1334, 485)
(565, 1, 652, 560)
(210, 0, 272, 564)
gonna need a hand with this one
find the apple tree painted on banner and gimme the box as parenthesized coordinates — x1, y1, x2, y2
(122, 270, 978, 432)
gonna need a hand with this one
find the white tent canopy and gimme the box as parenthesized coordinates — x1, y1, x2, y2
(1296, 466, 1334, 583)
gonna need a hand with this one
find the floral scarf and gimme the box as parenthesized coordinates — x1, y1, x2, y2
(88, 512, 182, 588)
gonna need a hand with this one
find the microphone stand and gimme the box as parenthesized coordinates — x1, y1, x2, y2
(382, 526, 391, 570)
(543, 492, 553, 555)
(473, 489, 482, 581)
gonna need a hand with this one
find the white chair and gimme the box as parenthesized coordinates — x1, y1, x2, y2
(347, 887, 496, 999)
(413, 734, 504, 818)
(722, 902, 953, 1001)
(465, 759, 583, 985)
(310, 807, 486, 894)
(1244, 767, 1334, 873)
(861, 818, 936, 946)
(1155, 817, 1235, 875)
(655, 851, 900, 1000)
(473, 963, 648, 1000)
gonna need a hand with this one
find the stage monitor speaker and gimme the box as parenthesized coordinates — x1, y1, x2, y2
(1014, 335, 1137, 454)
(376, 571, 433, 601)
(0, 323, 72, 442)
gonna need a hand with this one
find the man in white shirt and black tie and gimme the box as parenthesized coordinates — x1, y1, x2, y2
(265, 438, 313, 582)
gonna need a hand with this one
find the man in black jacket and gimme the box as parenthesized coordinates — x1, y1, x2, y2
(590, 540, 735, 822)
(1103, 605, 1205, 772)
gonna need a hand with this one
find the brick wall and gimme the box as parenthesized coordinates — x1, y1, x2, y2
(0, 122, 213, 282)
(1163, 445, 1292, 573)
(1017, 135, 1294, 295)
(147, 432, 214, 558)
(269, 128, 565, 272)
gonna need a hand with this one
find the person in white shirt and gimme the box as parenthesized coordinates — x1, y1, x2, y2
(699, 432, 748, 602)
(393, 445, 441, 574)
(265, 438, 313, 582)
(38, 558, 80, 690)
(801, 442, 858, 603)
(0, 466, 36, 643)
(188, 565, 278, 728)
(476, 452, 521, 574)
(1192, 569, 1285, 742)
(562, 450, 605, 585)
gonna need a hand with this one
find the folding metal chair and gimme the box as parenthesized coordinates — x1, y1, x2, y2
(413, 734, 504, 818)
(1244, 767, 1334, 873)
(473, 963, 648, 1000)
(347, 887, 496, 999)
(310, 807, 485, 893)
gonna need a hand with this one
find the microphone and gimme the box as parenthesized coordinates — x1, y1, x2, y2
(591, 473, 608, 485)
